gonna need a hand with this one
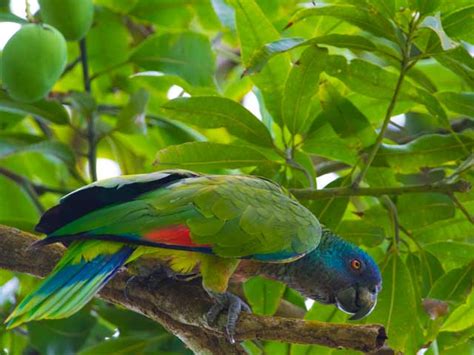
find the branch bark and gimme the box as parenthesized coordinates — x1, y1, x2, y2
(291, 180, 471, 199)
(0, 225, 387, 353)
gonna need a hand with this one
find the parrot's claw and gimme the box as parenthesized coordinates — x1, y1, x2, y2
(206, 291, 251, 344)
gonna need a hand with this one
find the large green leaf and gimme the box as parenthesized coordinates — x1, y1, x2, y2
(424, 242, 474, 269)
(243, 276, 286, 316)
(116, 89, 149, 135)
(441, 289, 474, 332)
(0, 90, 68, 125)
(286, 5, 397, 42)
(161, 96, 273, 147)
(245, 35, 376, 75)
(0, 13, 27, 23)
(419, 14, 459, 51)
(428, 264, 473, 303)
(303, 124, 358, 165)
(373, 134, 473, 173)
(319, 81, 376, 149)
(28, 311, 96, 355)
(0, 135, 76, 169)
(130, 32, 215, 87)
(436, 91, 474, 117)
(365, 254, 418, 351)
(442, 5, 474, 42)
(233, 0, 291, 126)
(129, 0, 193, 28)
(154, 142, 277, 171)
(336, 220, 385, 247)
(282, 46, 327, 135)
(398, 193, 455, 229)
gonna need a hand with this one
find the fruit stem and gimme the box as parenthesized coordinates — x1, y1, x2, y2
(24, 0, 35, 23)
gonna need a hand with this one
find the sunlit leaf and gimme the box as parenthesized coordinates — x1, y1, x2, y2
(441, 289, 474, 332)
(161, 96, 273, 147)
(0, 90, 68, 125)
(130, 32, 215, 87)
(365, 254, 418, 351)
(428, 264, 473, 302)
(233, 0, 291, 126)
(243, 276, 286, 316)
(154, 142, 278, 171)
(282, 46, 327, 135)
(287, 5, 397, 42)
(116, 89, 149, 135)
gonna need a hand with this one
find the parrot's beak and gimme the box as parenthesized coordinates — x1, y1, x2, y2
(335, 285, 379, 320)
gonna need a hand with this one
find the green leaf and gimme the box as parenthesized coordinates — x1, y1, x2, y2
(130, 32, 215, 87)
(319, 81, 376, 149)
(419, 14, 459, 51)
(307, 177, 349, 229)
(442, 5, 474, 42)
(424, 242, 474, 268)
(365, 254, 418, 351)
(436, 92, 474, 117)
(373, 134, 473, 173)
(0, 134, 76, 168)
(161, 96, 273, 147)
(0, 90, 69, 125)
(398, 193, 455, 229)
(243, 276, 286, 315)
(28, 311, 96, 355)
(282, 46, 327, 135)
(287, 5, 397, 42)
(441, 289, 474, 332)
(0, 13, 27, 24)
(129, 0, 194, 28)
(245, 35, 376, 75)
(116, 89, 149, 135)
(154, 142, 277, 171)
(303, 123, 358, 165)
(233, 0, 291, 126)
(336, 220, 385, 247)
(434, 46, 474, 89)
(410, 0, 440, 14)
(429, 264, 473, 302)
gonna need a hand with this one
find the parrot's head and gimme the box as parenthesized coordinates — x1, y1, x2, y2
(288, 230, 382, 320)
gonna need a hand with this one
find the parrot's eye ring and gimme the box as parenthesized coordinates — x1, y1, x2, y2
(351, 259, 362, 270)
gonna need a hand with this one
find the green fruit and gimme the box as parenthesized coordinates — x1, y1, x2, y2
(1, 24, 67, 103)
(39, 0, 94, 41)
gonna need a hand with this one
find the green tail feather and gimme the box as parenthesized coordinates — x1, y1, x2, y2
(5, 241, 133, 329)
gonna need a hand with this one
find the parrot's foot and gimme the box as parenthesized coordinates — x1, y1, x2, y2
(206, 291, 251, 344)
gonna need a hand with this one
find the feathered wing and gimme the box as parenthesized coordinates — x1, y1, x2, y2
(5, 241, 133, 329)
(37, 172, 322, 261)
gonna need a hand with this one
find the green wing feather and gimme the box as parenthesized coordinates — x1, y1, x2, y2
(41, 172, 322, 261)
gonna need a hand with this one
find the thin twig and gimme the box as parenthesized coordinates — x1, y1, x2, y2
(61, 56, 82, 78)
(450, 194, 474, 224)
(352, 16, 419, 188)
(291, 180, 471, 199)
(0, 168, 44, 214)
(89, 60, 130, 82)
(79, 38, 97, 182)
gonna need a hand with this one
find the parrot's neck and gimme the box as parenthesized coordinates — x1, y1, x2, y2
(236, 257, 332, 303)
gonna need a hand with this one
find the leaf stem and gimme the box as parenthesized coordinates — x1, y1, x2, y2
(89, 60, 131, 82)
(449, 194, 474, 224)
(352, 16, 419, 188)
(79, 38, 97, 182)
(291, 180, 471, 199)
(0, 167, 44, 214)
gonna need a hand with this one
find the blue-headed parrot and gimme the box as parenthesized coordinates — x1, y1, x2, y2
(5, 170, 381, 342)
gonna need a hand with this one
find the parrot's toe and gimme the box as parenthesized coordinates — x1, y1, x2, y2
(205, 291, 251, 344)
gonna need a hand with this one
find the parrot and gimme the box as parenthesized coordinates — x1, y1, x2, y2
(5, 170, 381, 342)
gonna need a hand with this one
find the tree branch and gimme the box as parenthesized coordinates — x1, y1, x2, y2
(0, 225, 387, 353)
(291, 180, 471, 199)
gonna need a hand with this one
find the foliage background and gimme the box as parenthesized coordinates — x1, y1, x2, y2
(0, 0, 473, 354)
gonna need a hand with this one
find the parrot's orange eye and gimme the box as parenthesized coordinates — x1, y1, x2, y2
(351, 259, 361, 270)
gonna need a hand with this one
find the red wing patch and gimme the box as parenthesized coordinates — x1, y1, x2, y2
(144, 225, 210, 247)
